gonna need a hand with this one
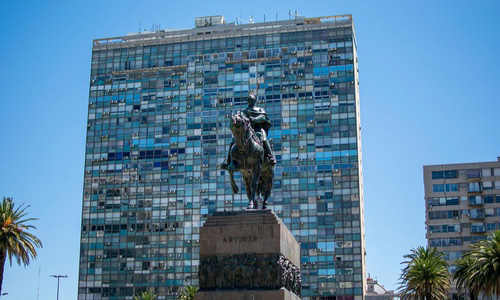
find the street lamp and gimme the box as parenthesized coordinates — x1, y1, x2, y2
(50, 275, 68, 300)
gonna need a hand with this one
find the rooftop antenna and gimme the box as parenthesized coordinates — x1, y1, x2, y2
(249, 15, 254, 23)
(138, 20, 142, 34)
(276, 13, 278, 21)
(289, 10, 293, 20)
(151, 23, 161, 32)
(295, 10, 299, 19)
(264, 14, 266, 22)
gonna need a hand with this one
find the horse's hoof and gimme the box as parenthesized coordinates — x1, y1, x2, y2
(262, 204, 267, 210)
(232, 185, 239, 194)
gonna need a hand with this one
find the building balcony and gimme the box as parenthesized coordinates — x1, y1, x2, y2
(468, 190, 483, 194)
(469, 214, 486, 220)
(466, 177, 482, 182)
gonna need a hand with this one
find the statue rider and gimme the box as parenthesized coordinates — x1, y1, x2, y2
(221, 95, 277, 171)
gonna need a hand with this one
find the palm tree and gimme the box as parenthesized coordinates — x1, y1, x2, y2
(398, 246, 450, 300)
(177, 286, 198, 300)
(0, 197, 42, 295)
(134, 291, 157, 300)
(467, 230, 500, 297)
(453, 254, 480, 300)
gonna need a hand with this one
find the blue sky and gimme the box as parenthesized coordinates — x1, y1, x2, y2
(1, 0, 499, 299)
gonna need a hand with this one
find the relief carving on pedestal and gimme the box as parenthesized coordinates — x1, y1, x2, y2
(199, 253, 301, 296)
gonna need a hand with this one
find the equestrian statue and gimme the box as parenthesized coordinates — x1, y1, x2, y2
(221, 95, 277, 209)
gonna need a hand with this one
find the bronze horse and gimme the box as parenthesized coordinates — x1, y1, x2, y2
(227, 112, 274, 209)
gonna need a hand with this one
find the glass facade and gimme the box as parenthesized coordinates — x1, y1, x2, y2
(79, 15, 365, 300)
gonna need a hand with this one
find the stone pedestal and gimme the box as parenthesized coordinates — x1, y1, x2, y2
(196, 210, 301, 300)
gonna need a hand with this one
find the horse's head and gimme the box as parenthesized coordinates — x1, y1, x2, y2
(230, 112, 249, 136)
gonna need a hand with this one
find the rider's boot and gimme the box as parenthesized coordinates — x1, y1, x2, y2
(264, 140, 277, 165)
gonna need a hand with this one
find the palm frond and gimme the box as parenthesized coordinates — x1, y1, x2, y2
(398, 246, 450, 300)
(0, 197, 42, 266)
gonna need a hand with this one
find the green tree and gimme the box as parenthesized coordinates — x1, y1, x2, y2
(398, 246, 451, 300)
(0, 197, 42, 295)
(177, 286, 198, 300)
(134, 291, 157, 300)
(468, 230, 500, 297)
(453, 254, 480, 300)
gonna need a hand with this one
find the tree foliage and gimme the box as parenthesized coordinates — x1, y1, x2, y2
(0, 197, 42, 294)
(398, 246, 450, 300)
(453, 230, 500, 298)
(177, 286, 198, 300)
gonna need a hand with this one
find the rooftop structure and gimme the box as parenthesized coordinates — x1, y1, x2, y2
(365, 278, 395, 300)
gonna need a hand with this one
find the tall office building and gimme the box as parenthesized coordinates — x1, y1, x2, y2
(80, 15, 365, 300)
(424, 158, 500, 296)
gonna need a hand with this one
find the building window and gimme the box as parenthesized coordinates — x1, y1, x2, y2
(428, 197, 459, 206)
(467, 169, 481, 179)
(429, 210, 460, 220)
(483, 181, 493, 190)
(471, 223, 485, 233)
(432, 170, 457, 179)
(468, 182, 482, 192)
(429, 224, 460, 233)
(430, 237, 462, 247)
(433, 184, 458, 193)
(471, 236, 487, 243)
(486, 223, 496, 231)
(484, 195, 494, 203)
(469, 209, 485, 219)
(468, 196, 483, 205)
(444, 251, 463, 260)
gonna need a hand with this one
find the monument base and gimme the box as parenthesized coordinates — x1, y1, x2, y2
(195, 288, 301, 300)
(197, 210, 302, 299)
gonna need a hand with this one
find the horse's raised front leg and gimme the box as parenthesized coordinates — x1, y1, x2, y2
(229, 170, 239, 194)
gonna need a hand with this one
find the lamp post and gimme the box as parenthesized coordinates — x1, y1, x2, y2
(50, 275, 68, 300)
